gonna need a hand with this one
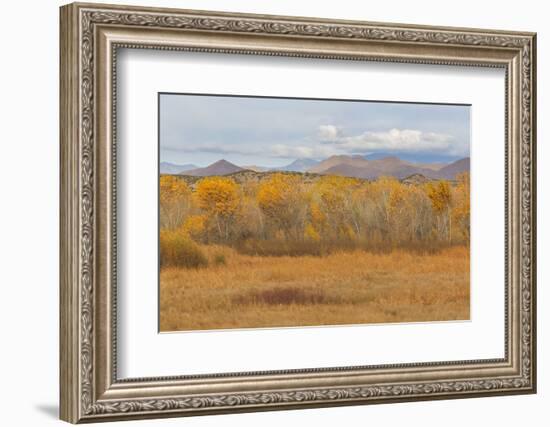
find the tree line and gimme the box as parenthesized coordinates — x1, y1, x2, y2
(160, 172, 470, 250)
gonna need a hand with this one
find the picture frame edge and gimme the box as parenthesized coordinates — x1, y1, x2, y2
(59, 2, 537, 423)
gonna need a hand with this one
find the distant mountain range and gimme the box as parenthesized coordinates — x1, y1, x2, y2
(164, 155, 470, 181)
(163, 158, 320, 175)
(160, 162, 197, 174)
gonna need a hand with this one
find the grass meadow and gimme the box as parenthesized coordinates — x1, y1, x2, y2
(159, 244, 469, 331)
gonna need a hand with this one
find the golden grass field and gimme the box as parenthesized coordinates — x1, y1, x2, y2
(159, 245, 470, 332)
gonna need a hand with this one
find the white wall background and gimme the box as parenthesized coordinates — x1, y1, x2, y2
(0, 0, 545, 426)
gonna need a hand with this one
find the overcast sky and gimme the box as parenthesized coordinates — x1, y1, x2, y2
(160, 93, 470, 168)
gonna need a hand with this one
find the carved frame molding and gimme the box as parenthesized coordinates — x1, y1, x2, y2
(60, 2, 536, 423)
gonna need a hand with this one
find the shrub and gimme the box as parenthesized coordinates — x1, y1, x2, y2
(160, 230, 208, 268)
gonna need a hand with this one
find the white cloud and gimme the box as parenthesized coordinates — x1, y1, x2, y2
(265, 125, 464, 160)
(163, 126, 463, 162)
(318, 125, 455, 153)
(318, 125, 342, 142)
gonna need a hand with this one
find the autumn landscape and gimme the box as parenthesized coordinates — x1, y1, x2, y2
(158, 94, 471, 332)
(159, 154, 470, 331)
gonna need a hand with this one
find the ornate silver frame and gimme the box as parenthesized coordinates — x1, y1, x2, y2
(60, 2, 537, 423)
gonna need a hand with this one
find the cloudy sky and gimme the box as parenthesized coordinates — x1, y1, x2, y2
(160, 93, 470, 168)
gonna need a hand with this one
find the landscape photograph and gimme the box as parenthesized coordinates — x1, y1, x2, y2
(159, 93, 471, 332)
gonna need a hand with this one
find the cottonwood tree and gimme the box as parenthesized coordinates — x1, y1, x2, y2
(426, 180, 453, 242)
(404, 185, 434, 242)
(195, 177, 241, 242)
(452, 172, 470, 242)
(315, 176, 360, 240)
(159, 175, 192, 229)
(257, 173, 308, 240)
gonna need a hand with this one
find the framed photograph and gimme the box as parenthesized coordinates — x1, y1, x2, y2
(60, 2, 537, 423)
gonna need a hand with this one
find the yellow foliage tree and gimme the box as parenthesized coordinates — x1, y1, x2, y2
(257, 173, 307, 239)
(309, 201, 327, 236)
(426, 181, 452, 213)
(401, 184, 433, 242)
(159, 175, 192, 229)
(426, 180, 453, 242)
(364, 177, 403, 241)
(195, 177, 240, 241)
(181, 214, 208, 241)
(160, 175, 190, 204)
(315, 175, 360, 239)
(452, 172, 470, 241)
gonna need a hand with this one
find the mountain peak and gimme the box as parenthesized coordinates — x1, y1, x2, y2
(211, 159, 234, 166)
(182, 159, 244, 177)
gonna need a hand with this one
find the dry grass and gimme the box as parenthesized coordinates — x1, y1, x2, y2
(233, 238, 450, 257)
(159, 245, 470, 331)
